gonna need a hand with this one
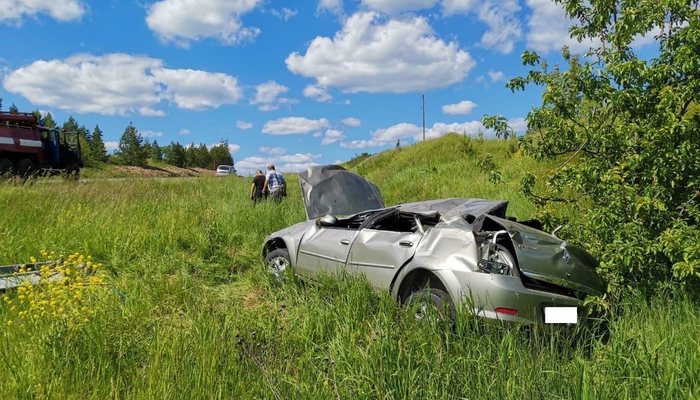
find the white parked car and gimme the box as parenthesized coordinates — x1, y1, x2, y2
(216, 165, 236, 176)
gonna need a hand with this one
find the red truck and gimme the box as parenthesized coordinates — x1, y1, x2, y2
(0, 112, 82, 178)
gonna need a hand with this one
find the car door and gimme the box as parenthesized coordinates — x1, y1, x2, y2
(346, 212, 423, 289)
(296, 225, 358, 279)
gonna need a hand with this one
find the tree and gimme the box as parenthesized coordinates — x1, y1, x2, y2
(185, 143, 197, 167)
(42, 113, 57, 129)
(77, 125, 92, 166)
(492, 1, 700, 295)
(150, 140, 163, 162)
(165, 141, 186, 167)
(9, 103, 18, 113)
(209, 141, 233, 170)
(90, 125, 108, 162)
(195, 143, 212, 168)
(117, 124, 147, 167)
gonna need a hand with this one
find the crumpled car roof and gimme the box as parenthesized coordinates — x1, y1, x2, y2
(397, 198, 508, 221)
(299, 165, 385, 219)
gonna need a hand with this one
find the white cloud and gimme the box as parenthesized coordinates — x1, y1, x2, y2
(282, 162, 323, 172)
(0, 0, 86, 24)
(152, 68, 243, 110)
(2, 53, 242, 116)
(141, 130, 164, 138)
(260, 146, 286, 156)
(251, 80, 291, 111)
(443, 0, 521, 54)
(441, 0, 475, 15)
(317, 0, 343, 16)
(321, 128, 345, 145)
(146, 0, 262, 46)
(526, 0, 657, 55)
(286, 12, 475, 93)
(229, 144, 241, 154)
(262, 117, 330, 135)
(341, 117, 525, 149)
(179, 128, 190, 135)
(236, 152, 321, 175)
(341, 117, 361, 127)
(526, 0, 596, 54)
(303, 84, 332, 102)
(488, 70, 504, 82)
(278, 153, 322, 163)
(508, 117, 527, 133)
(372, 122, 422, 142)
(476, 1, 521, 54)
(442, 100, 477, 115)
(105, 141, 119, 153)
(361, 0, 438, 14)
(236, 120, 253, 130)
(340, 139, 387, 149)
(269, 8, 297, 21)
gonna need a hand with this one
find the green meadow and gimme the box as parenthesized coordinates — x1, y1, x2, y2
(1, 134, 697, 399)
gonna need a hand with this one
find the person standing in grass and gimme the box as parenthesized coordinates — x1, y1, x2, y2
(250, 170, 266, 204)
(263, 164, 286, 203)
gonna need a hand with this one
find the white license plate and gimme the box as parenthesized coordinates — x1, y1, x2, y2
(544, 307, 578, 324)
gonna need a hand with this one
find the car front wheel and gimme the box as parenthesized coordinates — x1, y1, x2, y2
(264, 248, 291, 283)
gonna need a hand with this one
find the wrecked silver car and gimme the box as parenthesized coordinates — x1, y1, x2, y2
(262, 165, 603, 325)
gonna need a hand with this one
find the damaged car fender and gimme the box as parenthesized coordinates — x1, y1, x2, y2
(262, 220, 314, 267)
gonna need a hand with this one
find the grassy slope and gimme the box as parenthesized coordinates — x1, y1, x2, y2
(80, 161, 215, 179)
(0, 135, 697, 399)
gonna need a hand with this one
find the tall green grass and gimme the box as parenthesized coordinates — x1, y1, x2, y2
(0, 136, 698, 399)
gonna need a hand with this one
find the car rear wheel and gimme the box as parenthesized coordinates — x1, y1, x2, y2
(264, 248, 291, 283)
(406, 288, 456, 330)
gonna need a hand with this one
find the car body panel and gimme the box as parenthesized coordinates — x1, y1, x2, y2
(262, 165, 604, 325)
(347, 229, 423, 290)
(478, 215, 603, 295)
(299, 165, 384, 219)
(297, 225, 358, 278)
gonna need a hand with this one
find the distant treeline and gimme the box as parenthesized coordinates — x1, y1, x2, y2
(1, 102, 233, 170)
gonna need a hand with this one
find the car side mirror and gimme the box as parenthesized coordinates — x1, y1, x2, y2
(317, 214, 337, 227)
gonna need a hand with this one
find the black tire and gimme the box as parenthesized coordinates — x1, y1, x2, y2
(264, 248, 291, 283)
(405, 288, 456, 329)
(15, 158, 37, 179)
(0, 158, 13, 177)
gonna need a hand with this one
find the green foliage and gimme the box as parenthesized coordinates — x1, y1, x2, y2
(346, 152, 372, 168)
(164, 141, 187, 167)
(149, 139, 163, 162)
(481, 115, 515, 139)
(42, 112, 56, 129)
(209, 141, 233, 169)
(117, 124, 148, 167)
(0, 176, 698, 398)
(8, 103, 18, 113)
(495, 0, 700, 295)
(90, 125, 108, 162)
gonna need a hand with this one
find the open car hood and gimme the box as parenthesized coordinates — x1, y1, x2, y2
(299, 165, 385, 220)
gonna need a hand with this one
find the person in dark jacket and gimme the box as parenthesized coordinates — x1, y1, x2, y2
(250, 170, 265, 204)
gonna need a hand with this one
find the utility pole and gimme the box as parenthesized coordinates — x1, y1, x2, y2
(421, 94, 426, 141)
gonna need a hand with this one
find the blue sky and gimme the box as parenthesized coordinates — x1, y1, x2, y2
(0, 1, 656, 174)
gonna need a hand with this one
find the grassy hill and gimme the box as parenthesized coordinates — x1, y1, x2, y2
(0, 135, 697, 399)
(345, 133, 550, 218)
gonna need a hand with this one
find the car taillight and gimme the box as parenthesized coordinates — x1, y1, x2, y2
(495, 307, 518, 316)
